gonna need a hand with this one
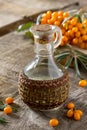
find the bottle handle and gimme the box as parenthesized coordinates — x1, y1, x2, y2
(53, 26, 62, 49)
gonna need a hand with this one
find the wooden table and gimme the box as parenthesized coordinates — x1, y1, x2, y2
(0, 32, 87, 130)
(0, 0, 87, 130)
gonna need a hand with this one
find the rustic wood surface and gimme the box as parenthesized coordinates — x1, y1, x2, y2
(0, 0, 87, 130)
(0, 32, 87, 130)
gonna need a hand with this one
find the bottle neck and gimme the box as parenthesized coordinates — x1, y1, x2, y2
(34, 42, 53, 57)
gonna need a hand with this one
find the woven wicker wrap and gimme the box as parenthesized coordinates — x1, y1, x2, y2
(18, 72, 69, 110)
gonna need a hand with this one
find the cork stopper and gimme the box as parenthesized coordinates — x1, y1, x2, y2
(33, 24, 53, 44)
(33, 24, 52, 32)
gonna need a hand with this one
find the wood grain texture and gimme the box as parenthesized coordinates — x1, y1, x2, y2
(0, 32, 87, 130)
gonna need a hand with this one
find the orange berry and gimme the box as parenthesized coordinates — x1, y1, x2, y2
(4, 106, 12, 114)
(41, 17, 47, 24)
(72, 27, 78, 33)
(57, 16, 63, 22)
(54, 21, 60, 26)
(52, 12, 58, 18)
(5, 97, 14, 104)
(51, 16, 57, 24)
(81, 29, 86, 35)
(47, 19, 53, 24)
(79, 42, 86, 49)
(72, 38, 79, 45)
(74, 110, 83, 116)
(47, 11, 52, 16)
(69, 24, 73, 29)
(74, 112, 81, 121)
(62, 35, 68, 43)
(78, 37, 83, 44)
(76, 23, 82, 30)
(67, 30, 74, 37)
(83, 19, 87, 27)
(79, 80, 87, 87)
(58, 11, 64, 16)
(67, 109, 74, 118)
(67, 102, 75, 109)
(63, 12, 69, 18)
(62, 28, 66, 35)
(82, 35, 87, 41)
(75, 31, 80, 38)
(70, 18, 78, 26)
(49, 118, 59, 127)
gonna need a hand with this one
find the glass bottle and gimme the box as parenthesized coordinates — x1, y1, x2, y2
(18, 24, 69, 110)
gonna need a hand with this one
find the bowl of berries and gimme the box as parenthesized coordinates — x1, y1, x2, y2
(36, 9, 87, 50)
(36, 9, 87, 78)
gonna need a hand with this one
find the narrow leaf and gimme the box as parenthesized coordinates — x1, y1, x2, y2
(65, 56, 73, 69)
(0, 105, 5, 111)
(78, 58, 87, 70)
(0, 117, 8, 124)
(12, 107, 18, 113)
(0, 101, 4, 105)
(74, 57, 83, 79)
(17, 22, 34, 32)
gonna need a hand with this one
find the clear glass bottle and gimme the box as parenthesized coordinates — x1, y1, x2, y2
(18, 24, 69, 110)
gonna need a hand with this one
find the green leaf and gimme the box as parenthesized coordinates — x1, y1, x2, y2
(12, 106, 18, 113)
(25, 31, 34, 39)
(55, 52, 70, 62)
(0, 101, 4, 105)
(0, 117, 8, 124)
(0, 101, 5, 111)
(78, 58, 87, 70)
(0, 105, 5, 111)
(74, 57, 83, 79)
(65, 56, 73, 69)
(74, 14, 82, 22)
(17, 22, 34, 32)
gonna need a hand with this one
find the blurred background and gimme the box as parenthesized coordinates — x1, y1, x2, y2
(0, 0, 87, 27)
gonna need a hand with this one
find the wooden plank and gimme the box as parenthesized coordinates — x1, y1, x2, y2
(0, 32, 87, 130)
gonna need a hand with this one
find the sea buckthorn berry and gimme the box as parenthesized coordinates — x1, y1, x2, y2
(47, 11, 52, 16)
(78, 37, 83, 43)
(51, 17, 57, 23)
(79, 42, 86, 49)
(81, 29, 86, 35)
(72, 27, 78, 33)
(67, 30, 74, 37)
(67, 102, 75, 109)
(62, 36, 68, 43)
(58, 11, 64, 16)
(54, 21, 60, 26)
(4, 106, 12, 114)
(83, 19, 87, 27)
(74, 112, 81, 121)
(76, 23, 83, 30)
(82, 35, 87, 41)
(72, 38, 79, 45)
(75, 31, 80, 38)
(57, 16, 63, 22)
(52, 12, 58, 18)
(49, 118, 59, 127)
(70, 18, 78, 26)
(63, 12, 69, 18)
(79, 80, 87, 87)
(5, 97, 14, 104)
(41, 17, 47, 24)
(67, 109, 74, 118)
(74, 110, 83, 116)
(69, 24, 73, 29)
